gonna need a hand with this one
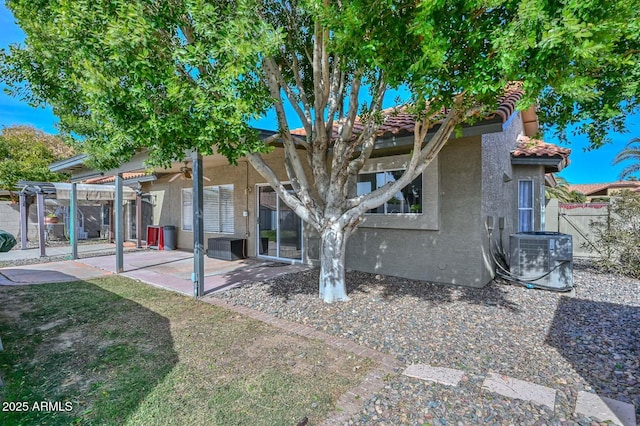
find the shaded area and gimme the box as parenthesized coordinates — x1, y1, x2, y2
(546, 296, 640, 421)
(77, 250, 308, 296)
(0, 275, 371, 425)
(254, 267, 520, 312)
(0, 280, 178, 425)
(0, 262, 110, 285)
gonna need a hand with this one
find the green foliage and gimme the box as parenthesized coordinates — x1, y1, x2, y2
(1, 0, 278, 170)
(1, 0, 639, 171)
(324, 0, 640, 138)
(545, 176, 587, 203)
(589, 190, 640, 278)
(0, 125, 74, 191)
(613, 137, 640, 179)
(494, 0, 640, 146)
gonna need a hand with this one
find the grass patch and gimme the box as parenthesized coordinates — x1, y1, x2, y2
(0, 276, 372, 425)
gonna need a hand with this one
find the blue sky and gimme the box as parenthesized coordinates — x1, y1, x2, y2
(1, 3, 638, 184)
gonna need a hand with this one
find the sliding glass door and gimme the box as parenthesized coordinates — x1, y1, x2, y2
(257, 185, 303, 261)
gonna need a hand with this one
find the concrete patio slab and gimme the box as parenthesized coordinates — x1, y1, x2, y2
(575, 391, 637, 426)
(0, 243, 127, 262)
(78, 250, 309, 296)
(1, 249, 308, 296)
(0, 260, 112, 284)
(482, 372, 556, 411)
(403, 364, 465, 386)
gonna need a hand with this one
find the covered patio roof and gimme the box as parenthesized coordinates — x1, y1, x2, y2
(18, 181, 137, 201)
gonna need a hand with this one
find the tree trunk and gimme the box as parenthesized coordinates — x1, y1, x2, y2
(319, 222, 350, 303)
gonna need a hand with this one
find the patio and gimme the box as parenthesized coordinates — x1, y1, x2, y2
(0, 242, 131, 263)
(0, 249, 308, 296)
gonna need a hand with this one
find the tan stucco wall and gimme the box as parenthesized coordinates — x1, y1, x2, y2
(142, 149, 291, 256)
(142, 114, 547, 288)
(345, 135, 488, 287)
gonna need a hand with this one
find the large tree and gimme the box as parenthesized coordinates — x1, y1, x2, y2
(2, 0, 639, 301)
(0, 125, 75, 196)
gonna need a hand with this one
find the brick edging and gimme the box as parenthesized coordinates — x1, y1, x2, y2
(203, 296, 404, 424)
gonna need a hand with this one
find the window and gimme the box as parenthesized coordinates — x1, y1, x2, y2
(182, 184, 234, 233)
(357, 170, 423, 214)
(182, 189, 193, 231)
(518, 180, 534, 232)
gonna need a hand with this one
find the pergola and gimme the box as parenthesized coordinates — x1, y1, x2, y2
(17, 181, 139, 258)
(48, 150, 209, 298)
(47, 128, 275, 299)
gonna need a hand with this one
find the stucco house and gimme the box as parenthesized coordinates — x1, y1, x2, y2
(50, 89, 570, 289)
(568, 181, 640, 201)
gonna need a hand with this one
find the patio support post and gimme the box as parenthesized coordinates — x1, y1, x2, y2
(36, 190, 46, 257)
(70, 182, 78, 259)
(19, 191, 28, 250)
(135, 191, 142, 248)
(115, 173, 124, 273)
(192, 150, 205, 298)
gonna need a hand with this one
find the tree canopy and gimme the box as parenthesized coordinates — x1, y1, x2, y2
(0, 125, 74, 194)
(2, 0, 638, 167)
(2, 0, 639, 301)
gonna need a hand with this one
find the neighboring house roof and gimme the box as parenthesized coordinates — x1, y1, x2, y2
(85, 172, 149, 184)
(291, 85, 525, 140)
(510, 135, 571, 173)
(568, 181, 640, 196)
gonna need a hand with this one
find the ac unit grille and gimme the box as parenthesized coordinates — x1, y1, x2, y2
(509, 232, 573, 290)
(516, 238, 550, 275)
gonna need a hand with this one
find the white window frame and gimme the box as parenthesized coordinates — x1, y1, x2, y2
(518, 179, 534, 232)
(181, 188, 193, 232)
(182, 184, 234, 234)
(357, 168, 424, 215)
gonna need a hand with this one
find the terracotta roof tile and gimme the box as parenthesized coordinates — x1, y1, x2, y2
(291, 85, 525, 140)
(568, 181, 640, 196)
(84, 172, 147, 184)
(511, 135, 571, 160)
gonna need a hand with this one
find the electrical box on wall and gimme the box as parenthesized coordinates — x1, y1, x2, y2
(242, 210, 249, 217)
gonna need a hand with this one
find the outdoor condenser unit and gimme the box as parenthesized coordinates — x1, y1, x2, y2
(509, 232, 573, 290)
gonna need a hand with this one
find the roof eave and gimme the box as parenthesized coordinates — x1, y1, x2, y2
(49, 154, 89, 173)
(511, 156, 567, 173)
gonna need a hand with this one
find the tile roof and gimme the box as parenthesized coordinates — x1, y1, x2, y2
(84, 172, 147, 184)
(511, 135, 571, 160)
(291, 84, 525, 140)
(568, 181, 640, 196)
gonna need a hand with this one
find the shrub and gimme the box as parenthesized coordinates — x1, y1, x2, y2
(588, 190, 640, 278)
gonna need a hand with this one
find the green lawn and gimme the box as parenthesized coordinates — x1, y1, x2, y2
(0, 276, 371, 425)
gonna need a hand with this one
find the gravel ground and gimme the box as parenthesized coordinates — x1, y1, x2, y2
(217, 261, 640, 425)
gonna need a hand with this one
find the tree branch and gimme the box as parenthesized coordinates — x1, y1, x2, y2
(247, 153, 321, 229)
(265, 56, 312, 138)
(349, 95, 471, 215)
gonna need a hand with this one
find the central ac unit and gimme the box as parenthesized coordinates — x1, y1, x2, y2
(509, 232, 573, 290)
